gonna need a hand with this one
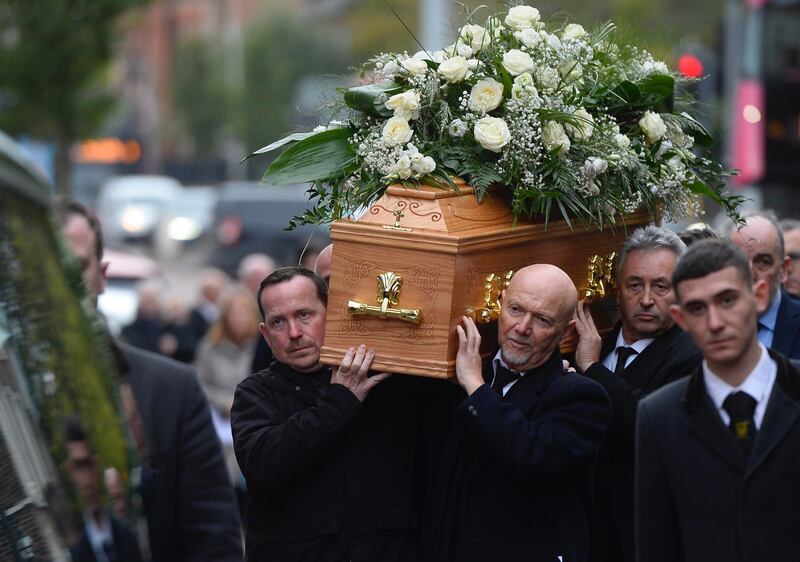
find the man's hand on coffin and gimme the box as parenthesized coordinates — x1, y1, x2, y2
(456, 316, 484, 396)
(574, 300, 602, 372)
(331, 344, 392, 402)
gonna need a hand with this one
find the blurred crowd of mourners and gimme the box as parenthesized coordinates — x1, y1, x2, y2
(49, 194, 800, 562)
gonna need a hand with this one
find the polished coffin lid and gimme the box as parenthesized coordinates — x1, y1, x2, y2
(320, 184, 650, 378)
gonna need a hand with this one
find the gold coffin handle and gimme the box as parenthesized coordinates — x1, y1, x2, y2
(347, 271, 422, 325)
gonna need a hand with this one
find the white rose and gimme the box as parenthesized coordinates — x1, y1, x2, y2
(401, 57, 428, 75)
(511, 72, 539, 101)
(502, 49, 535, 76)
(473, 116, 511, 152)
(389, 154, 413, 179)
(411, 154, 437, 175)
(381, 60, 400, 77)
(542, 121, 571, 153)
(534, 66, 560, 93)
(468, 78, 505, 113)
(448, 119, 468, 137)
(505, 5, 541, 30)
(558, 59, 583, 82)
(515, 28, 542, 47)
(438, 56, 469, 83)
(638, 111, 667, 144)
(584, 157, 608, 177)
(385, 90, 421, 120)
(614, 134, 631, 148)
(431, 50, 447, 63)
(565, 108, 594, 141)
(461, 24, 490, 51)
(382, 117, 413, 146)
(547, 33, 562, 51)
(562, 23, 587, 40)
(455, 40, 474, 59)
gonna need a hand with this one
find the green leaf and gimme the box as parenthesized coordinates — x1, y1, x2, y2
(243, 131, 316, 162)
(640, 74, 675, 111)
(261, 128, 357, 185)
(343, 82, 403, 117)
(679, 111, 713, 147)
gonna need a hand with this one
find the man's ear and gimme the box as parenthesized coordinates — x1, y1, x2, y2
(258, 322, 271, 346)
(780, 255, 791, 284)
(99, 260, 109, 294)
(753, 278, 769, 313)
(560, 318, 577, 343)
(669, 303, 687, 331)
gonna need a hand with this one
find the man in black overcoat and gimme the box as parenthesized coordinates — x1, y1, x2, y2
(60, 201, 243, 562)
(636, 239, 800, 561)
(231, 267, 429, 562)
(573, 226, 701, 562)
(423, 264, 611, 562)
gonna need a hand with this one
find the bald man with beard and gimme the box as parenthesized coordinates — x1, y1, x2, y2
(423, 265, 611, 562)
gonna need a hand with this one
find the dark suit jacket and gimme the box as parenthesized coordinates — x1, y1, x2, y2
(118, 342, 242, 562)
(583, 325, 701, 562)
(773, 289, 800, 359)
(636, 350, 800, 562)
(231, 361, 435, 562)
(423, 351, 611, 562)
(69, 516, 143, 562)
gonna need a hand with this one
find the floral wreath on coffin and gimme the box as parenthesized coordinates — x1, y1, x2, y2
(248, 4, 744, 229)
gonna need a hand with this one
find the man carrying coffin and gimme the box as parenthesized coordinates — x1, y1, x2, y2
(231, 267, 430, 561)
(424, 264, 611, 562)
(636, 239, 800, 561)
(573, 226, 701, 562)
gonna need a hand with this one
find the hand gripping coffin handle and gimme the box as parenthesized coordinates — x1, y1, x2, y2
(347, 271, 422, 325)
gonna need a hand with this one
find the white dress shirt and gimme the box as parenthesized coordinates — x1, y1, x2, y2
(702, 343, 777, 429)
(84, 511, 114, 562)
(601, 329, 655, 373)
(491, 351, 527, 397)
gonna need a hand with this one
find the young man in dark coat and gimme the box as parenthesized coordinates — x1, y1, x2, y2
(573, 226, 701, 562)
(636, 239, 800, 561)
(423, 264, 611, 562)
(231, 267, 427, 562)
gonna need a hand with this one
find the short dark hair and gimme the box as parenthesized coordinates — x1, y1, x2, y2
(672, 239, 752, 301)
(55, 199, 104, 260)
(63, 415, 88, 444)
(679, 225, 718, 246)
(256, 266, 328, 320)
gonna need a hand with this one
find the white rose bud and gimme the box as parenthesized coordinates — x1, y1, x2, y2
(534, 66, 560, 93)
(401, 57, 428, 75)
(614, 134, 631, 149)
(515, 28, 542, 47)
(542, 121, 571, 154)
(565, 108, 594, 141)
(505, 5, 541, 30)
(431, 50, 447, 63)
(438, 56, 469, 83)
(461, 24, 490, 51)
(412, 154, 437, 175)
(473, 116, 511, 152)
(448, 119, 468, 137)
(587, 157, 608, 175)
(382, 117, 414, 147)
(547, 33, 562, 51)
(468, 78, 505, 113)
(562, 23, 587, 40)
(502, 49, 535, 76)
(385, 90, 421, 120)
(381, 60, 400, 77)
(638, 111, 667, 144)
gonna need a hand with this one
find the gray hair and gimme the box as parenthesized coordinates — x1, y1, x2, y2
(779, 218, 800, 234)
(617, 226, 687, 283)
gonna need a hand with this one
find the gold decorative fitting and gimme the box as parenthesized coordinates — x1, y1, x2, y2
(381, 209, 412, 232)
(467, 270, 514, 323)
(579, 252, 617, 302)
(348, 271, 421, 324)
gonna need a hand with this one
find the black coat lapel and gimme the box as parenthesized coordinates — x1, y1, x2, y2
(683, 368, 747, 471)
(504, 350, 563, 414)
(772, 290, 800, 356)
(624, 326, 687, 390)
(746, 351, 800, 479)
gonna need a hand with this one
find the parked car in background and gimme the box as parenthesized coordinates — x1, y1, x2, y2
(208, 182, 330, 277)
(98, 248, 161, 335)
(96, 175, 182, 248)
(154, 185, 218, 260)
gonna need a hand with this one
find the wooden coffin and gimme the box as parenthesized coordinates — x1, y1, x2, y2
(320, 184, 653, 378)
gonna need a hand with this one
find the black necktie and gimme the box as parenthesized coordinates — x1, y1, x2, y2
(614, 346, 638, 376)
(722, 391, 758, 455)
(492, 364, 520, 395)
(102, 539, 117, 562)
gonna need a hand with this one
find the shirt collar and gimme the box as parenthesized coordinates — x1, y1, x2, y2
(702, 343, 775, 410)
(759, 289, 782, 332)
(492, 350, 526, 376)
(614, 328, 655, 354)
